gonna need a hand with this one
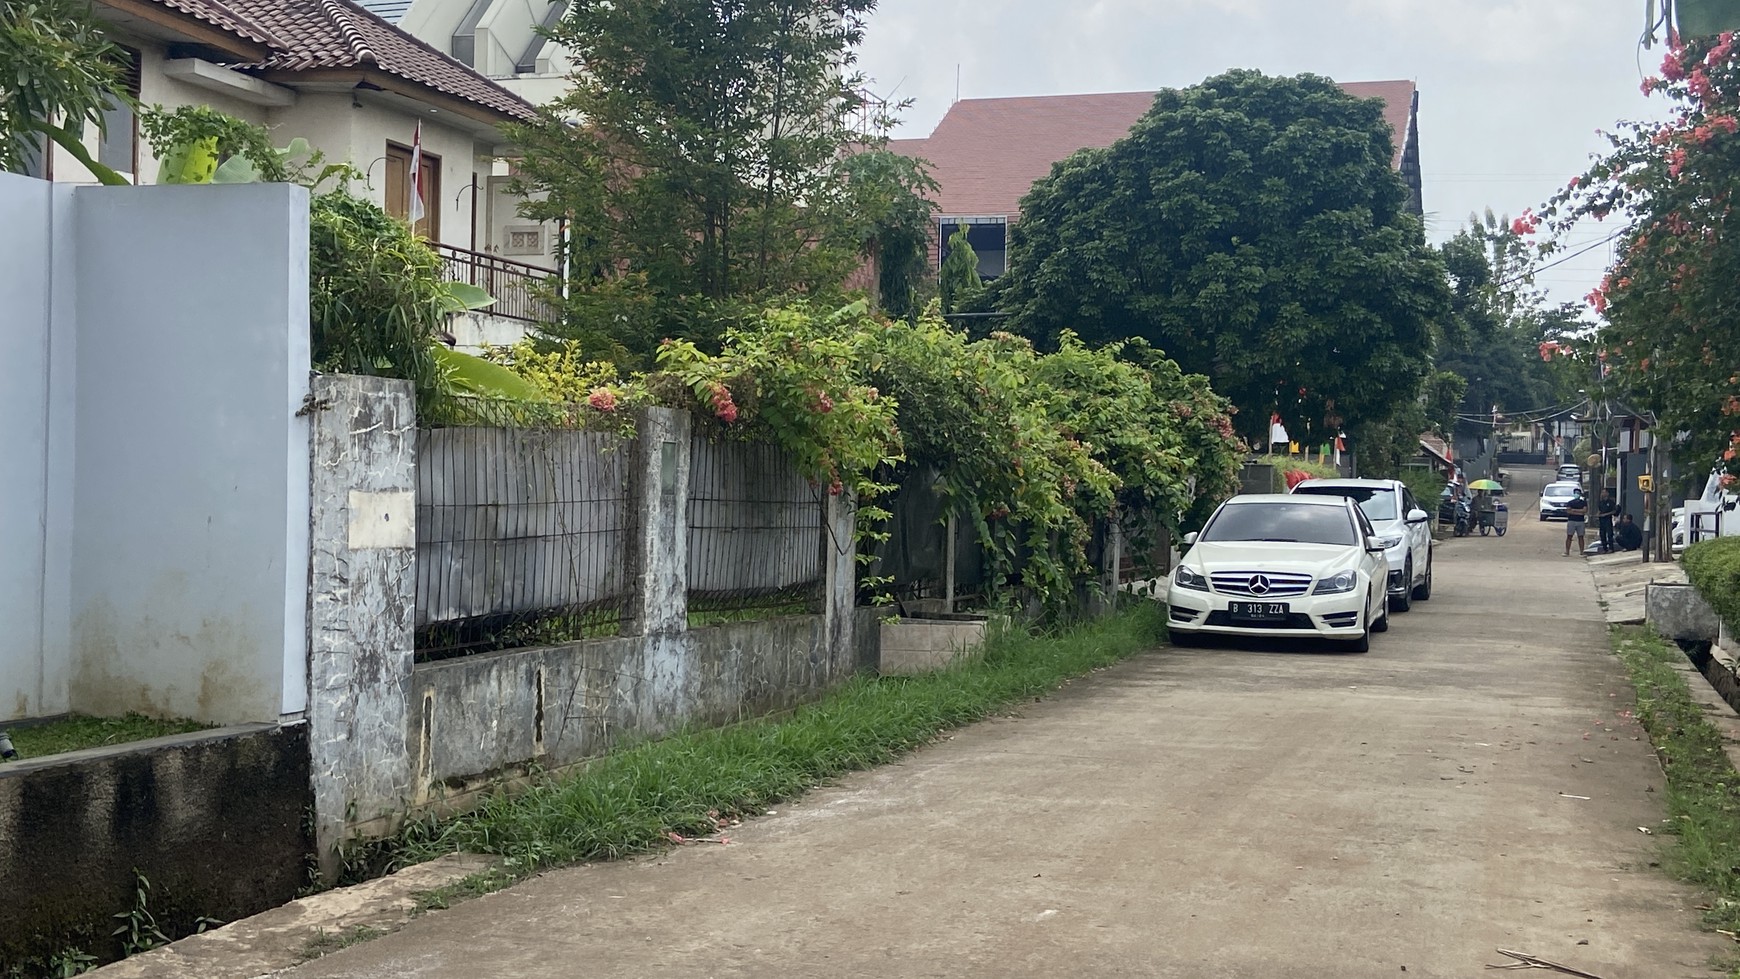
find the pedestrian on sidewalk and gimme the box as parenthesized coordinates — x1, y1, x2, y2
(1597, 490, 1617, 552)
(1564, 489, 1589, 556)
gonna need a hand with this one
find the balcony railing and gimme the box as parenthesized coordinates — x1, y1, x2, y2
(436, 243, 561, 325)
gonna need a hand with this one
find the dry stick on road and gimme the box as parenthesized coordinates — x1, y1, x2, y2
(1486, 948, 1610, 977)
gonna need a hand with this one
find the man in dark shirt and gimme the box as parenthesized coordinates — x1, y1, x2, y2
(1564, 490, 1588, 556)
(1616, 512, 1644, 551)
(1597, 491, 1618, 552)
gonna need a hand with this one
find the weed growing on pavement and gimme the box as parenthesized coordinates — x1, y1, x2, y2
(299, 925, 384, 961)
(392, 601, 1163, 878)
(1612, 626, 1740, 958)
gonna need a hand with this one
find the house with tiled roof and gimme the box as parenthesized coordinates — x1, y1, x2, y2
(18, 0, 560, 342)
(892, 83, 1422, 278)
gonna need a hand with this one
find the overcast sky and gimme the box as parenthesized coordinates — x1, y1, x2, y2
(857, 0, 1672, 313)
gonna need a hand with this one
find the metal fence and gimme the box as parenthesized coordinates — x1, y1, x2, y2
(435, 243, 561, 324)
(415, 427, 635, 657)
(686, 438, 826, 615)
(862, 466, 985, 608)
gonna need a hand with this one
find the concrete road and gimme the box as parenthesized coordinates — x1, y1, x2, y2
(284, 466, 1725, 979)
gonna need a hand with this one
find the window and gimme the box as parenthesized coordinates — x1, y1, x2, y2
(1292, 485, 1399, 522)
(938, 217, 1008, 279)
(384, 141, 441, 240)
(1199, 501, 1359, 546)
(96, 47, 141, 179)
(503, 225, 544, 255)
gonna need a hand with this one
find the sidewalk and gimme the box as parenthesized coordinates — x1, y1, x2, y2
(1585, 550, 1686, 626)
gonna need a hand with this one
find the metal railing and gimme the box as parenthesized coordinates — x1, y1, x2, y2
(435, 242, 561, 325)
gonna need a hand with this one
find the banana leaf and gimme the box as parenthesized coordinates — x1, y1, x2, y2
(432, 345, 544, 401)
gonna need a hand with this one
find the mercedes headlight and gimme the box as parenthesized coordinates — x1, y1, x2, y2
(1173, 565, 1210, 592)
(1373, 534, 1404, 550)
(1312, 570, 1358, 595)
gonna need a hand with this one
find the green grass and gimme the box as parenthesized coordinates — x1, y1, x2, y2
(299, 925, 384, 961)
(1611, 626, 1740, 964)
(6, 713, 211, 760)
(391, 600, 1164, 876)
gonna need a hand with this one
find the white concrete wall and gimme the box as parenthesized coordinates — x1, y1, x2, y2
(1, 176, 313, 725)
(0, 176, 64, 720)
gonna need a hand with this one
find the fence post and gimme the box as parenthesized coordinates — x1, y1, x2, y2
(305, 374, 417, 878)
(823, 487, 858, 678)
(628, 408, 691, 730)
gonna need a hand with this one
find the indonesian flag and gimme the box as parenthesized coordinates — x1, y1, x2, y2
(408, 121, 426, 225)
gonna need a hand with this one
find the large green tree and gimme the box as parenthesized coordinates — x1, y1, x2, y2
(511, 0, 883, 354)
(996, 70, 1449, 448)
(1434, 218, 1574, 438)
(1, 0, 128, 183)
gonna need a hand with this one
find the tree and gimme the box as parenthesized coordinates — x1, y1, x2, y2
(838, 149, 938, 321)
(937, 222, 981, 314)
(996, 70, 1449, 448)
(510, 0, 878, 354)
(1540, 33, 1740, 487)
(1, 0, 128, 183)
(1433, 221, 1569, 439)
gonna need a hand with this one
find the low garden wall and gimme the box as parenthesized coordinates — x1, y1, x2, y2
(0, 725, 311, 970)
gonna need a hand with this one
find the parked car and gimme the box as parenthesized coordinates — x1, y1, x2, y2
(1166, 493, 1390, 652)
(1557, 464, 1583, 482)
(1290, 478, 1433, 611)
(1539, 480, 1582, 521)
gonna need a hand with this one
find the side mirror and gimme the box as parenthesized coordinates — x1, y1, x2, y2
(1406, 508, 1429, 524)
(1182, 532, 1199, 546)
(1365, 536, 1387, 553)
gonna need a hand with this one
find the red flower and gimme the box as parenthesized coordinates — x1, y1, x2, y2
(587, 387, 618, 412)
(1663, 50, 1687, 81)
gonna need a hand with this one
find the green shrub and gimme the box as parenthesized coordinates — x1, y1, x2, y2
(1683, 537, 1740, 637)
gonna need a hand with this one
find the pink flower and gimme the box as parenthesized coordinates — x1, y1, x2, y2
(1567, 175, 1581, 190)
(814, 392, 834, 414)
(587, 387, 618, 412)
(1670, 146, 1689, 177)
(828, 478, 844, 496)
(1663, 50, 1688, 81)
(707, 382, 739, 424)
(1642, 76, 1660, 96)
(1690, 70, 1716, 101)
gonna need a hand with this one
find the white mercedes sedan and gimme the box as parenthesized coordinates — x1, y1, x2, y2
(1165, 493, 1391, 652)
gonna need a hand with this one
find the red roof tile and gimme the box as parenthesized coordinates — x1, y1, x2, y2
(221, 0, 536, 121)
(896, 82, 1417, 220)
(149, 0, 283, 49)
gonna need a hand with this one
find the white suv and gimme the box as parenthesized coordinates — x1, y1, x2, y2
(1291, 478, 1434, 611)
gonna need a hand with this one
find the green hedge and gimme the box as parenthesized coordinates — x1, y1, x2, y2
(1683, 536, 1740, 637)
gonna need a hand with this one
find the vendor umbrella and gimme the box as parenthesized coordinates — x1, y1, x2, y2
(1467, 478, 1504, 490)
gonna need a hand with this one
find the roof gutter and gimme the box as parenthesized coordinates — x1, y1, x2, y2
(251, 66, 533, 130)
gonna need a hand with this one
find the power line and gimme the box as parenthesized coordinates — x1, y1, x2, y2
(1496, 231, 1627, 289)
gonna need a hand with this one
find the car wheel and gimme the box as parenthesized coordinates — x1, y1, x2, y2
(1372, 596, 1390, 633)
(1412, 552, 1432, 601)
(1539, 513, 1547, 521)
(1391, 559, 1413, 613)
(1347, 617, 1371, 653)
(1167, 629, 1198, 648)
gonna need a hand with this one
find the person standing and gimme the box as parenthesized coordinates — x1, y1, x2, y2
(1597, 490, 1618, 552)
(1564, 489, 1589, 556)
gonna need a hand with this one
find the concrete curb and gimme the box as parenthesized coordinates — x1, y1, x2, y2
(86, 853, 497, 979)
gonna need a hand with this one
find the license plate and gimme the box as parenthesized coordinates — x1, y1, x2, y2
(1229, 601, 1288, 620)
